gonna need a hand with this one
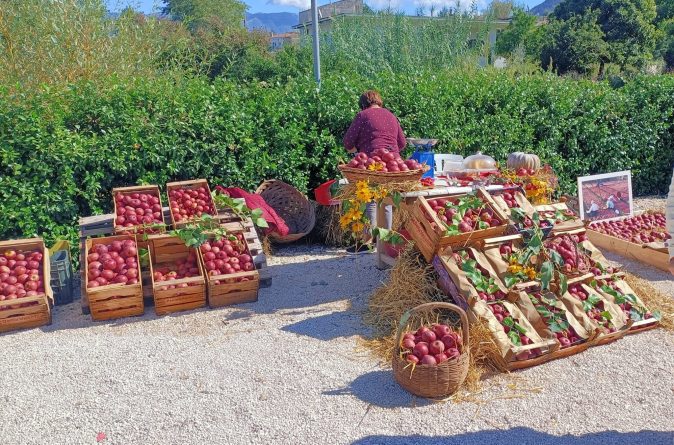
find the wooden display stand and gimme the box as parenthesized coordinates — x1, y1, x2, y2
(586, 230, 670, 273)
(0, 238, 54, 333)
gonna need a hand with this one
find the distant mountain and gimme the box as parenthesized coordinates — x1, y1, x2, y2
(245, 12, 298, 34)
(530, 0, 562, 16)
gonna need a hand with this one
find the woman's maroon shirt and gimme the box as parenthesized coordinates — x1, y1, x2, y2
(343, 107, 407, 155)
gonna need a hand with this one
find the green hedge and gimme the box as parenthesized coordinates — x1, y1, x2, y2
(1, 71, 673, 251)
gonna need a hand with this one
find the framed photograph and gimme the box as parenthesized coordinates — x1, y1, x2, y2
(577, 171, 633, 222)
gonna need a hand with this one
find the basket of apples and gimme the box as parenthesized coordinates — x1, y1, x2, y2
(392, 302, 469, 398)
(339, 148, 428, 185)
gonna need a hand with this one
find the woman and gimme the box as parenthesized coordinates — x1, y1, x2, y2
(343, 90, 407, 156)
(343, 90, 407, 253)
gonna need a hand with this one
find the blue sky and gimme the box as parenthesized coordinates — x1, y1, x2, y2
(106, 0, 541, 15)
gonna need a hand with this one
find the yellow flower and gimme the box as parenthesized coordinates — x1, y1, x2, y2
(352, 222, 365, 232)
(356, 188, 373, 203)
(509, 256, 519, 265)
(524, 267, 537, 280)
(508, 264, 523, 274)
(340, 215, 351, 229)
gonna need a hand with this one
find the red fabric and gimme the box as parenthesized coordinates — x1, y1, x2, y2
(314, 180, 339, 206)
(214, 186, 290, 237)
(343, 107, 407, 155)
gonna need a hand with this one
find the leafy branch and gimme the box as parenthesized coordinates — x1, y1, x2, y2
(170, 214, 235, 248)
(212, 191, 269, 229)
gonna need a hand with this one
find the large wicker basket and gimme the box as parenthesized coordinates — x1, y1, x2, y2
(392, 302, 470, 398)
(256, 179, 316, 243)
(338, 164, 429, 185)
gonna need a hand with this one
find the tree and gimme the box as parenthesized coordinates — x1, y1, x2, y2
(495, 8, 542, 57)
(540, 11, 609, 74)
(162, 0, 246, 30)
(551, 0, 657, 69)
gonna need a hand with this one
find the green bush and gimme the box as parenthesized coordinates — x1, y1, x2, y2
(1, 71, 673, 256)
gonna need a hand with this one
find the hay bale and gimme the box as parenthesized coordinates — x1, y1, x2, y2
(359, 247, 507, 395)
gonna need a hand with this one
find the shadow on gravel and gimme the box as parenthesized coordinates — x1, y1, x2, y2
(323, 370, 432, 409)
(10, 245, 384, 334)
(351, 429, 674, 445)
(281, 309, 364, 340)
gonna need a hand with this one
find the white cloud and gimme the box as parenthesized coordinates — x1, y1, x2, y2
(267, 0, 310, 9)
(412, 0, 489, 13)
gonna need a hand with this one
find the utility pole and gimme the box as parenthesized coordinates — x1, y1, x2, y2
(311, 0, 321, 86)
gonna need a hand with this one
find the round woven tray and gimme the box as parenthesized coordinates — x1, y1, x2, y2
(338, 164, 428, 185)
(256, 179, 316, 243)
(392, 302, 470, 398)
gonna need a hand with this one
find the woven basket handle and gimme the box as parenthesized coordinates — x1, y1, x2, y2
(395, 302, 470, 350)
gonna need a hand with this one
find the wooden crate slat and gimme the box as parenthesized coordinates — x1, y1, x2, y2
(0, 310, 51, 333)
(155, 300, 206, 316)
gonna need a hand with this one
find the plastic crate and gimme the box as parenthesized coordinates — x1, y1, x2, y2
(50, 249, 74, 305)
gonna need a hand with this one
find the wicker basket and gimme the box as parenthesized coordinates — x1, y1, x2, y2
(338, 164, 428, 185)
(256, 179, 316, 243)
(392, 302, 470, 398)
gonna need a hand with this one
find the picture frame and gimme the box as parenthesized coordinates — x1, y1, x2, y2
(577, 171, 633, 222)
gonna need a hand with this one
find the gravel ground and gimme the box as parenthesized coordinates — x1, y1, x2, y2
(1, 207, 674, 444)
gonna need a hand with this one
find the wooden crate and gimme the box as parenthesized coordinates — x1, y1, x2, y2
(586, 229, 670, 273)
(112, 185, 167, 239)
(406, 189, 509, 262)
(166, 179, 216, 229)
(534, 202, 584, 234)
(147, 235, 206, 315)
(197, 233, 260, 308)
(0, 238, 53, 333)
(85, 235, 144, 321)
(79, 210, 271, 314)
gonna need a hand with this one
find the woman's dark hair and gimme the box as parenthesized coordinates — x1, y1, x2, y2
(359, 90, 383, 110)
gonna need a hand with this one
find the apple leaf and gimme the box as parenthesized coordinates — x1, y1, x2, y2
(600, 310, 612, 321)
(502, 316, 515, 327)
(392, 192, 403, 207)
(514, 323, 527, 334)
(508, 330, 522, 345)
(540, 261, 554, 290)
(629, 308, 643, 322)
(558, 273, 568, 296)
(505, 275, 520, 288)
(582, 300, 594, 313)
(477, 220, 488, 230)
(549, 250, 564, 268)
